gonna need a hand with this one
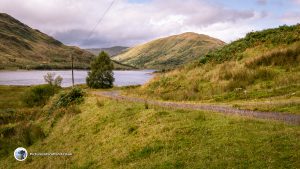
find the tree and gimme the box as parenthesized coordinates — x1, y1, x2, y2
(86, 51, 114, 88)
(44, 72, 63, 87)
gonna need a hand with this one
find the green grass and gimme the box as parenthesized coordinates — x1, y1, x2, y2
(232, 100, 300, 114)
(0, 85, 29, 109)
(1, 91, 299, 168)
(138, 24, 300, 111)
(203, 24, 300, 62)
(0, 85, 82, 159)
(0, 86, 45, 158)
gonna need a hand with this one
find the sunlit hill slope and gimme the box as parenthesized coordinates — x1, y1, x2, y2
(113, 32, 225, 69)
(140, 24, 300, 102)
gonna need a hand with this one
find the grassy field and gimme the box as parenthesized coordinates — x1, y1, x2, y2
(0, 86, 299, 168)
(0, 85, 29, 109)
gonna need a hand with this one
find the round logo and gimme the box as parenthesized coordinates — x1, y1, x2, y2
(14, 147, 28, 161)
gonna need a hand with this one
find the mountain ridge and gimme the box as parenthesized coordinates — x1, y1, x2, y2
(86, 46, 128, 57)
(0, 13, 94, 69)
(113, 32, 225, 69)
(0, 13, 135, 70)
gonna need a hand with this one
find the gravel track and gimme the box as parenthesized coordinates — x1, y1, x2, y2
(93, 91, 300, 125)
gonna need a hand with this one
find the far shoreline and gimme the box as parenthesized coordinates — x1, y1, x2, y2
(0, 68, 151, 72)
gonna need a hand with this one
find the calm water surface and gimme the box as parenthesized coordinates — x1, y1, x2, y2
(0, 70, 154, 87)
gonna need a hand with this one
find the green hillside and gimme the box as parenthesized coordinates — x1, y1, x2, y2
(0, 13, 135, 70)
(113, 32, 225, 69)
(0, 13, 96, 70)
(138, 25, 300, 105)
(1, 86, 299, 168)
(86, 46, 128, 57)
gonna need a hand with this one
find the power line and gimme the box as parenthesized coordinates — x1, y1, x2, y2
(86, 0, 117, 41)
(71, 0, 116, 86)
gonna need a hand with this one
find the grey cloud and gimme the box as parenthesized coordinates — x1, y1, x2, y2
(0, 0, 264, 47)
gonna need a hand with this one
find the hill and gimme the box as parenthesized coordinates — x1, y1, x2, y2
(86, 46, 128, 57)
(138, 24, 300, 105)
(0, 13, 96, 70)
(0, 13, 135, 70)
(86, 46, 137, 70)
(113, 32, 225, 69)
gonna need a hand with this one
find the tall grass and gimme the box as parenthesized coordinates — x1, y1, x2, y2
(140, 24, 300, 102)
(246, 44, 300, 68)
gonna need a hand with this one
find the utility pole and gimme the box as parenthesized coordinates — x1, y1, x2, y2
(71, 54, 74, 87)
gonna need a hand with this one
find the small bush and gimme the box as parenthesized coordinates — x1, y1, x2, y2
(22, 84, 59, 107)
(44, 72, 63, 86)
(55, 87, 85, 108)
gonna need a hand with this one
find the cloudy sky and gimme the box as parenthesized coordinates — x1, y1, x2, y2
(1, 0, 299, 48)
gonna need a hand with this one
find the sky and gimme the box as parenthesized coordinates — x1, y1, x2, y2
(0, 0, 299, 48)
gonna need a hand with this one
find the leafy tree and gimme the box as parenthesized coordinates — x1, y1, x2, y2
(86, 51, 114, 88)
(44, 72, 63, 87)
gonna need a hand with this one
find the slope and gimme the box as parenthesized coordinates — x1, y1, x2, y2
(138, 24, 300, 104)
(86, 46, 128, 57)
(0, 87, 299, 168)
(0, 13, 96, 70)
(113, 32, 225, 69)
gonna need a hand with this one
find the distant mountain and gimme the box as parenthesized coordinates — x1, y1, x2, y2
(0, 13, 94, 70)
(86, 46, 128, 57)
(113, 32, 225, 69)
(86, 46, 136, 70)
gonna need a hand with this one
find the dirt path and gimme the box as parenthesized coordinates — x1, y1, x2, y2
(93, 91, 300, 125)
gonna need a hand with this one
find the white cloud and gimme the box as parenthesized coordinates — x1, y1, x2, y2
(0, 0, 269, 48)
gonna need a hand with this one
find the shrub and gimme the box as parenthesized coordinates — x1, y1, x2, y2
(22, 84, 58, 107)
(55, 87, 85, 108)
(86, 51, 114, 88)
(44, 72, 63, 87)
